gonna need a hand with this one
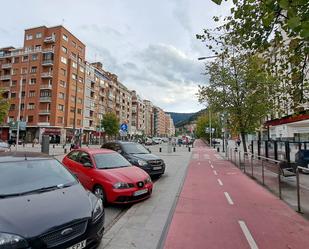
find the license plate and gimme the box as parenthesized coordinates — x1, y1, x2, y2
(153, 166, 162, 170)
(133, 189, 148, 196)
(67, 240, 86, 249)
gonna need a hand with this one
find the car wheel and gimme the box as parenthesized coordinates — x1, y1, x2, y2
(93, 185, 107, 204)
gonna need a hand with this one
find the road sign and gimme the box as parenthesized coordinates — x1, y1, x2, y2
(120, 123, 128, 132)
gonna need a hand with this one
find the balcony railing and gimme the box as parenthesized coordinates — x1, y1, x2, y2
(38, 122, 50, 126)
(2, 63, 12, 69)
(42, 48, 54, 53)
(44, 35, 55, 43)
(42, 60, 53, 66)
(0, 75, 11, 81)
(40, 84, 52, 89)
(41, 72, 53, 78)
(39, 110, 51, 114)
(39, 96, 52, 102)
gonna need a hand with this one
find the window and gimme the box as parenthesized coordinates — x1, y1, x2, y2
(60, 68, 66, 76)
(21, 68, 27, 74)
(71, 52, 77, 58)
(58, 104, 64, 111)
(20, 103, 25, 110)
(80, 67, 84, 73)
(62, 34, 68, 42)
(35, 32, 42, 39)
(12, 68, 18, 75)
(32, 54, 38, 61)
(78, 46, 83, 52)
(70, 107, 75, 113)
(29, 91, 35, 97)
(29, 78, 36, 85)
(22, 79, 26, 85)
(71, 95, 75, 102)
(79, 77, 83, 83)
(28, 116, 34, 123)
(71, 41, 76, 48)
(60, 80, 66, 87)
(35, 45, 41, 50)
(72, 61, 77, 68)
(30, 66, 37, 73)
(62, 46, 67, 54)
(77, 109, 82, 114)
(70, 118, 74, 125)
(58, 92, 65, 99)
(61, 56, 67, 64)
(11, 80, 17, 87)
(22, 55, 28, 62)
(28, 103, 35, 110)
(13, 57, 19, 63)
(77, 98, 82, 104)
(72, 74, 77, 80)
(77, 119, 81, 125)
(9, 104, 15, 111)
(57, 116, 64, 124)
(26, 34, 33, 40)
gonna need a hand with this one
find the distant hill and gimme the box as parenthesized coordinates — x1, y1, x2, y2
(166, 112, 195, 126)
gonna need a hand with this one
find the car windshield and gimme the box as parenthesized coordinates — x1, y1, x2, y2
(303, 151, 309, 160)
(94, 153, 131, 169)
(0, 159, 77, 197)
(122, 143, 149, 154)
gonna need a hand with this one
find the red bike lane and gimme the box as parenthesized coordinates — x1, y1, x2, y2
(163, 140, 309, 249)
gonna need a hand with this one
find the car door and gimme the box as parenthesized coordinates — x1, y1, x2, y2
(63, 150, 80, 175)
(76, 151, 95, 190)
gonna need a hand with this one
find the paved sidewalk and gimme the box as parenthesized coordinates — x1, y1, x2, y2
(163, 140, 309, 249)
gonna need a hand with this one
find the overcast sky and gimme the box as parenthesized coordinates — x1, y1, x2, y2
(0, 0, 231, 113)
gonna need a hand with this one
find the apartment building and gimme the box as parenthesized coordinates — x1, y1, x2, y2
(143, 100, 154, 136)
(131, 90, 145, 135)
(165, 113, 175, 137)
(154, 107, 166, 136)
(0, 26, 86, 143)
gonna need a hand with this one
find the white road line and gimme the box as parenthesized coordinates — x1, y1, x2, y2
(224, 192, 234, 205)
(213, 170, 218, 175)
(210, 165, 214, 169)
(238, 221, 259, 249)
(217, 179, 223, 186)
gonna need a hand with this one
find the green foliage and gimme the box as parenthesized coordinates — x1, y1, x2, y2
(0, 89, 9, 123)
(195, 112, 221, 141)
(101, 112, 119, 137)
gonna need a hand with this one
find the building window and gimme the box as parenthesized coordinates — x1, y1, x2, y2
(70, 107, 75, 113)
(72, 41, 76, 47)
(22, 55, 28, 62)
(35, 32, 42, 39)
(28, 103, 35, 110)
(29, 91, 35, 97)
(58, 92, 65, 99)
(61, 56, 67, 64)
(30, 66, 37, 73)
(28, 116, 34, 123)
(80, 67, 84, 73)
(78, 46, 83, 52)
(77, 98, 82, 104)
(77, 109, 82, 114)
(62, 34, 68, 42)
(72, 74, 77, 80)
(29, 78, 36, 85)
(71, 95, 75, 102)
(58, 104, 64, 111)
(72, 61, 77, 68)
(62, 46, 67, 54)
(21, 91, 25, 98)
(60, 80, 66, 87)
(26, 34, 33, 40)
(13, 57, 19, 63)
(9, 104, 15, 111)
(70, 118, 74, 125)
(11, 80, 17, 87)
(21, 68, 27, 74)
(77, 119, 81, 125)
(57, 116, 63, 124)
(71, 52, 77, 58)
(79, 77, 83, 83)
(32, 54, 38, 61)
(20, 103, 25, 110)
(60, 68, 66, 76)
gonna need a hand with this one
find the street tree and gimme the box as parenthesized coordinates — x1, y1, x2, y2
(0, 90, 9, 123)
(101, 112, 119, 140)
(198, 54, 278, 152)
(196, 112, 221, 142)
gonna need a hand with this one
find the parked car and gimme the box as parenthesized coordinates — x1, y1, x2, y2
(145, 137, 154, 146)
(0, 152, 105, 249)
(152, 137, 162, 144)
(295, 150, 309, 169)
(101, 141, 166, 177)
(62, 148, 153, 204)
(0, 140, 9, 151)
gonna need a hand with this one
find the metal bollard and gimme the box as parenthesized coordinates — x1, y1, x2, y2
(159, 147, 162, 152)
(251, 156, 254, 177)
(188, 147, 191, 152)
(278, 171, 282, 199)
(173, 147, 176, 152)
(53, 144, 55, 149)
(64, 148, 67, 154)
(262, 160, 265, 185)
(296, 167, 301, 213)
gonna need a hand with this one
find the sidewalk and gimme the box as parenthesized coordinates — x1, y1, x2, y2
(163, 140, 309, 249)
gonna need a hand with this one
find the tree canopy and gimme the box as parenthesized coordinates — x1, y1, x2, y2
(101, 112, 119, 138)
(0, 90, 9, 124)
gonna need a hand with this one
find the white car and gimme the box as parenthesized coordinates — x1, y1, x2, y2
(153, 138, 162, 144)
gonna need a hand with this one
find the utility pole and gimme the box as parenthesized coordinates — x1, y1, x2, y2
(73, 53, 79, 146)
(16, 78, 23, 150)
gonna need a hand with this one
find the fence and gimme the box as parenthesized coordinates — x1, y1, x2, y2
(227, 148, 309, 218)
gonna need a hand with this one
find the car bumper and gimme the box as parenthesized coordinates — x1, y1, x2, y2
(141, 165, 165, 176)
(109, 183, 153, 204)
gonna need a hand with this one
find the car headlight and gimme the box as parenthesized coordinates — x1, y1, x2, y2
(137, 159, 148, 166)
(145, 177, 152, 184)
(92, 199, 103, 222)
(0, 232, 28, 248)
(113, 182, 130, 189)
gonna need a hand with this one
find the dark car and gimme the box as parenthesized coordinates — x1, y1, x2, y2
(295, 150, 309, 169)
(101, 141, 165, 177)
(0, 152, 104, 249)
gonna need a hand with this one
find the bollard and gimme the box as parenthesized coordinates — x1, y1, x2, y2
(296, 167, 301, 213)
(53, 144, 55, 149)
(188, 147, 191, 152)
(173, 147, 176, 152)
(159, 147, 162, 152)
(23, 143, 25, 147)
(217, 147, 219, 152)
(32, 143, 34, 147)
(64, 148, 67, 154)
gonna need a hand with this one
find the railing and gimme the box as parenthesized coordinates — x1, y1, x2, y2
(227, 148, 309, 216)
(39, 110, 51, 114)
(44, 35, 56, 43)
(39, 96, 52, 102)
(41, 72, 53, 78)
(42, 60, 53, 65)
(0, 75, 11, 80)
(2, 63, 12, 69)
(40, 84, 52, 89)
(0, 47, 54, 58)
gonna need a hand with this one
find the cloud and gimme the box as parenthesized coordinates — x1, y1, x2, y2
(172, 0, 192, 33)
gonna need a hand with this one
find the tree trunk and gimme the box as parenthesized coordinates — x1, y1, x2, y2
(241, 132, 247, 153)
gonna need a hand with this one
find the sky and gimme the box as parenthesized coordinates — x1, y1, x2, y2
(0, 0, 232, 113)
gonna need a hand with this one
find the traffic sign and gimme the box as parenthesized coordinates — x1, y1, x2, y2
(120, 123, 128, 132)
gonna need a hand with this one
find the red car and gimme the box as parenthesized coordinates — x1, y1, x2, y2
(62, 148, 153, 204)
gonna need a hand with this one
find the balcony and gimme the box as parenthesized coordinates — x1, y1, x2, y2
(38, 122, 50, 126)
(42, 60, 53, 66)
(1, 86, 10, 92)
(0, 75, 11, 81)
(41, 72, 53, 78)
(42, 48, 54, 53)
(40, 84, 52, 89)
(2, 63, 12, 69)
(44, 35, 55, 43)
(39, 110, 51, 115)
(39, 96, 52, 102)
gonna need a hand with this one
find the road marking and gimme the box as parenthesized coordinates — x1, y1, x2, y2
(238, 221, 259, 249)
(224, 192, 234, 205)
(209, 160, 211, 164)
(217, 179, 223, 186)
(210, 165, 214, 169)
(213, 170, 218, 175)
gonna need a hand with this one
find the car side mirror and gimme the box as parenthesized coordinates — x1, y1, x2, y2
(83, 162, 93, 168)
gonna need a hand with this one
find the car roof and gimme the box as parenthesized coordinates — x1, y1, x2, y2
(71, 147, 116, 155)
(105, 141, 137, 145)
(0, 151, 52, 162)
